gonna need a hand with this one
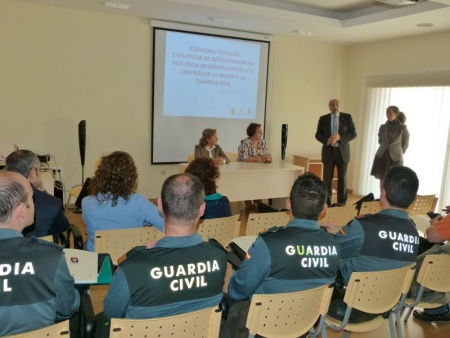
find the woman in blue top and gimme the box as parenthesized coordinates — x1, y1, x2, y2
(185, 157, 232, 219)
(82, 151, 164, 251)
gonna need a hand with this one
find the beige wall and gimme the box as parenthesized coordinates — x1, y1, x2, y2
(9, 2, 448, 199)
(0, 1, 349, 198)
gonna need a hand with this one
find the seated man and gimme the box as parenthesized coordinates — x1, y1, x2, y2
(97, 173, 228, 337)
(226, 173, 341, 337)
(411, 205, 450, 324)
(0, 172, 79, 336)
(323, 166, 420, 322)
(5, 150, 70, 237)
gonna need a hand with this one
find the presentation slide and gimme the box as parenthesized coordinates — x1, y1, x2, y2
(152, 26, 270, 164)
(163, 31, 260, 119)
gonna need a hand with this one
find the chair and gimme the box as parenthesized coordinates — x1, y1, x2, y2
(225, 152, 238, 162)
(359, 201, 382, 215)
(66, 160, 101, 213)
(5, 320, 70, 337)
(39, 224, 83, 250)
(407, 195, 437, 216)
(409, 214, 430, 235)
(246, 285, 334, 338)
(319, 205, 357, 227)
(94, 227, 164, 265)
(40, 233, 68, 247)
(197, 214, 241, 246)
(245, 211, 291, 236)
(402, 254, 450, 321)
(326, 264, 416, 338)
(109, 306, 222, 338)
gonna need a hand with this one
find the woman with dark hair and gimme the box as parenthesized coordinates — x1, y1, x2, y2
(185, 157, 232, 219)
(238, 123, 272, 162)
(194, 128, 230, 165)
(82, 151, 164, 251)
(370, 105, 410, 184)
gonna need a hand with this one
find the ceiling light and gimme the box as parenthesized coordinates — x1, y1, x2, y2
(417, 23, 434, 28)
(103, 2, 130, 10)
(208, 17, 235, 23)
(292, 29, 314, 37)
(375, 0, 418, 6)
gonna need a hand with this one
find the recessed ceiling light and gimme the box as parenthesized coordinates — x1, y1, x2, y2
(103, 2, 130, 10)
(417, 23, 434, 28)
(292, 29, 314, 37)
(208, 17, 235, 23)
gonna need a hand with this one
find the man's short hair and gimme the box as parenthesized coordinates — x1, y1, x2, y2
(290, 172, 327, 220)
(383, 166, 419, 209)
(5, 150, 40, 179)
(0, 173, 28, 223)
(161, 173, 205, 223)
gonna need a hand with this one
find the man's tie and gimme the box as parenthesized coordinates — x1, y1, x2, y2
(332, 114, 338, 134)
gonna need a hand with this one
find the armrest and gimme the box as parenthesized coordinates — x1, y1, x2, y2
(53, 233, 70, 248)
(79, 289, 96, 338)
(68, 224, 84, 250)
(220, 293, 231, 320)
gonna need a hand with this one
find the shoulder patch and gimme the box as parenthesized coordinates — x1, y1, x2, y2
(259, 226, 285, 236)
(208, 238, 227, 252)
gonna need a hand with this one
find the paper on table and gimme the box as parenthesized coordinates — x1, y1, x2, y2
(63, 249, 98, 284)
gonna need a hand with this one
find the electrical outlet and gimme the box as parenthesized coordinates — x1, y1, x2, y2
(48, 166, 63, 180)
(161, 170, 166, 175)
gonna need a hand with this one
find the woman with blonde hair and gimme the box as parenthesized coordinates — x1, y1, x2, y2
(194, 128, 230, 165)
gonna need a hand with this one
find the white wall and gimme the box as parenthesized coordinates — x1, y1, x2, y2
(0, 1, 349, 198)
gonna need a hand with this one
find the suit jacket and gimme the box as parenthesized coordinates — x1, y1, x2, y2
(22, 185, 70, 237)
(194, 144, 230, 163)
(374, 121, 409, 162)
(315, 112, 357, 164)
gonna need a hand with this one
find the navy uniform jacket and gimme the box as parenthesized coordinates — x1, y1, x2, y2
(228, 218, 341, 301)
(104, 233, 227, 320)
(0, 229, 80, 336)
(22, 185, 70, 237)
(335, 209, 420, 282)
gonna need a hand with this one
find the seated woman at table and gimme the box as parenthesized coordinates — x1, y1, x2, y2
(82, 151, 164, 251)
(185, 157, 232, 219)
(238, 123, 272, 163)
(194, 128, 230, 165)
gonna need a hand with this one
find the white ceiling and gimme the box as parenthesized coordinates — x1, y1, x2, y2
(10, 0, 450, 44)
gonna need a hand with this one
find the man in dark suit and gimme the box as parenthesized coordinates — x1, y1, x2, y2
(5, 150, 70, 237)
(315, 99, 357, 206)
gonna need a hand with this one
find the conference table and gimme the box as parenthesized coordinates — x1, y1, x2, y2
(179, 161, 304, 207)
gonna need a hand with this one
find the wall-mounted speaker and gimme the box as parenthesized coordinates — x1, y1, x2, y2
(78, 120, 86, 183)
(281, 124, 288, 160)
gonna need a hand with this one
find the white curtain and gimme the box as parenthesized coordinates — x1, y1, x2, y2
(358, 70, 450, 208)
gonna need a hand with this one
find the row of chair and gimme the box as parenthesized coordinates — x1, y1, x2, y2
(14, 254, 450, 337)
(90, 192, 439, 266)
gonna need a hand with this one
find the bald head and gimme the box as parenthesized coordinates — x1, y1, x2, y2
(0, 172, 34, 230)
(160, 173, 205, 226)
(328, 99, 340, 114)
